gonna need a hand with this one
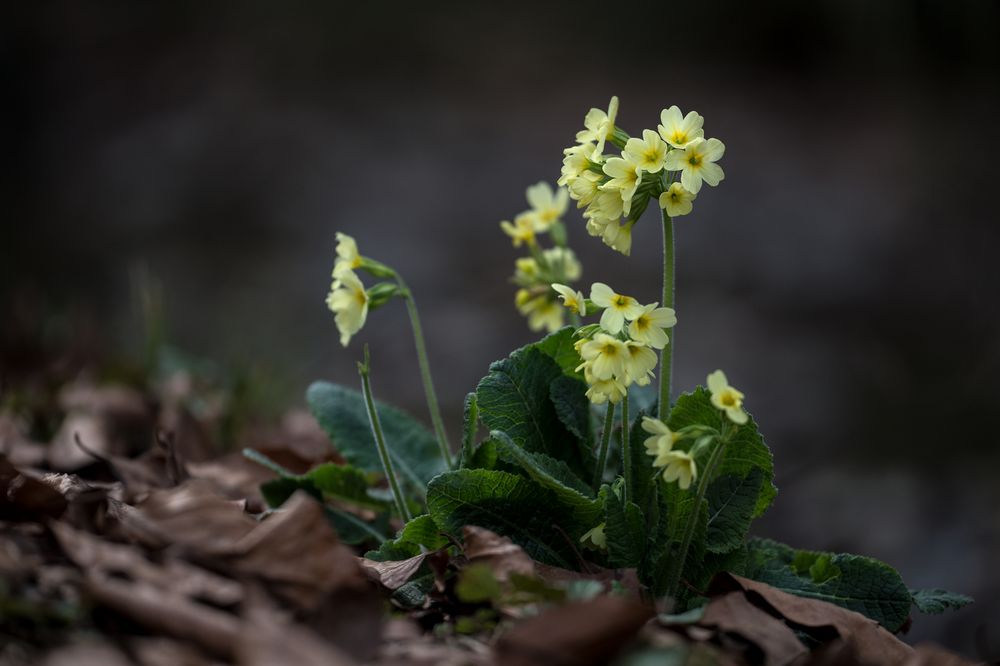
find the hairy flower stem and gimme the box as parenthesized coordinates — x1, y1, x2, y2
(396, 276, 453, 469)
(593, 402, 617, 492)
(620, 389, 631, 504)
(664, 427, 729, 599)
(658, 210, 675, 420)
(358, 346, 412, 522)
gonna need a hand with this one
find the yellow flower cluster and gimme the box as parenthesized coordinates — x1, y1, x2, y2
(641, 416, 697, 489)
(500, 182, 584, 333)
(558, 97, 725, 256)
(326, 233, 369, 347)
(571, 283, 677, 404)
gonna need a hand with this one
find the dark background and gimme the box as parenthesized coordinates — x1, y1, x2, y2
(3, 0, 999, 656)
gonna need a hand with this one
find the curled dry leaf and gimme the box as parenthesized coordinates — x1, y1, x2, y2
(495, 594, 653, 666)
(463, 525, 535, 582)
(360, 552, 431, 590)
(700, 591, 808, 666)
(0, 454, 67, 521)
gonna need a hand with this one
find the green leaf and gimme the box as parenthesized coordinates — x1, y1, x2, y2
(744, 538, 913, 632)
(491, 430, 596, 509)
(626, 409, 656, 519)
(455, 563, 502, 603)
(910, 588, 973, 614)
(642, 479, 708, 600)
(460, 392, 479, 468)
(427, 469, 585, 568)
(534, 327, 584, 378)
(704, 468, 764, 554)
(475, 338, 590, 479)
(327, 507, 388, 546)
(307, 382, 446, 498)
(605, 481, 646, 568)
(668, 388, 776, 517)
(364, 513, 447, 561)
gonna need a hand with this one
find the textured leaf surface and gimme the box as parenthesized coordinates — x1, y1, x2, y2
(534, 327, 585, 378)
(605, 483, 646, 568)
(427, 469, 584, 568)
(668, 388, 776, 516)
(745, 538, 912, 632)
(260, 462, 384, 511)
(704, 468, 763, 554)
(307, 382, 446, 497)
(626, 409, 656, 518)
(550, 375, 593, 448)
(475, 339, 590, 479)
(910, 588, 973, 614)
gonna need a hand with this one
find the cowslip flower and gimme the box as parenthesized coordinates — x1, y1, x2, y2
(559, 142, 598, 186)
(601, 155, 642, 216)
(552, 283, 587, 315)
(542, 247, 582, 282)
(326, 269, 369, 347)
(580, 522, 607, 549)
(623, 340, 657, 386)
(657, 106, 705, 149)
(568, 171, 602, 208)
(525, 182, 568, 230)
(590, 283, 644, 334)
(333, 232, 363, 276)
(664, 138, 725, 194)
(500, 214, 537, 247)
(642, 416, 680, 465)
(707, 370, 748, 425)
(628, 303, 677, 349)
(516, 291, 564, 333)
(584, 375, 627, 404)
(513, 257, 540, 284)
(578, 333, 628, 380)
(624, 129, 668, 174)
(658, 182, 696, 218)
(583, 190, 625, 226)
(659, 450, 697, 489)
(576, 96, 619, 161)
(600, 220, 633, 257)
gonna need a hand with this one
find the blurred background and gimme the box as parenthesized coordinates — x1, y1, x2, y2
(3, 0, 999, 656)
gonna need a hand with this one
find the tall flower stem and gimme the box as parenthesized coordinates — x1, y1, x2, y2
(593, 401, 617, 492)
(396, 276, 454, 469)
(664, 427, 729, 598)
(358, 345, 412, 522)
(658, 209, 675, 420)
(620, 389, 631, 504)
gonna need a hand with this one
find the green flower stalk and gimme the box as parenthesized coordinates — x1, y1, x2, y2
(593, 401, 617, 492)
(357, 345, 411, 522)
(658, 210, 675, 419)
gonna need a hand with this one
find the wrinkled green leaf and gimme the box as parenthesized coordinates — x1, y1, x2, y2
(550, 374, 593, 448)
(427, 469, 584, 568)
(744, 538, 912, 632)
(605, 481, 646, 568)
(460, 392, 479, 468)
(627, 408, 656, 518)
(307, 382, 446, 497)
(534, 326, 585, 378)
(475, 338, 590, 479)
(704, 468, 763, 554)
(259, 462, 385, 512)
(910, 588, 973, 614)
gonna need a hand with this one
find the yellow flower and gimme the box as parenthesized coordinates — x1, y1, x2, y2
(600, 220, 633, 257)
(559, 142, 597, 186)
(333, 232, 363, 276)
(660, 450, 697, 489)
(568, 171, 602, 208)
(585, 376, 627, 405)
(664, 138, 725, 195)
(707, 370, 748, 425)
(623, 341, 657, 387)
(658, 182, 696, 218)
(657, 106, 705, 149)
(514, 257, 540, 283)
(552, 283, 587, 315)
(590, 283, 644, 334)
(543, 247, 582, 282)
(624, 129, 668, 173)
(516, 291, 564, 334)
(580, 522, 607, 549)
(578, 333, 628, 380)
(525, 182, 568, 230)
(326, 269, 369, 347)
(583, 189, 624, 226)
(628, 303, 677, 350)
(576, 96, 619, 161)
(500, 213, 537, 247)
(642, 417, 681, 468)
(601, 155, 643, 216)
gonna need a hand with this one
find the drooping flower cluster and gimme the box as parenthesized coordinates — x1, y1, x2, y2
(641, 370, 749, 489)
(558, 97, 726, 256)
(500, 182, 584, 333)
(325, 233, 400, 347)
(566, 282, 676, 404)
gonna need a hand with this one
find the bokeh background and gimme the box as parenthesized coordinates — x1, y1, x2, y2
(4, 0, 999, 656)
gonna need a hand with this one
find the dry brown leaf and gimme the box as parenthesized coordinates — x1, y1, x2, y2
(906, 643, 981, 666)
(0, 454, 67, 521)
(495, 594, 653, 666)
(701, 591, 809, 666)
(714, 573, 914, 665)
(236, 600, 359, 666)
(462, 525, 535, 582)
(360, 552, 431, 590)
(40, 639, 133, 666)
